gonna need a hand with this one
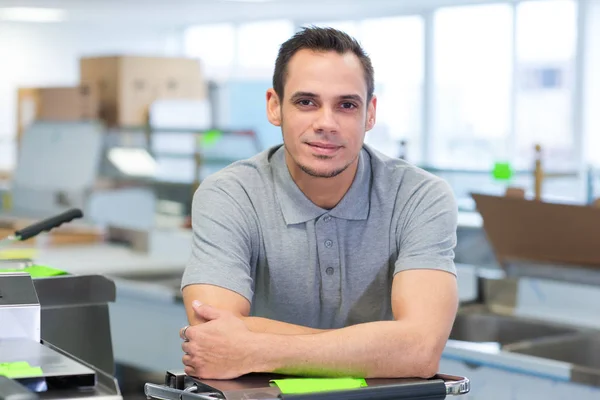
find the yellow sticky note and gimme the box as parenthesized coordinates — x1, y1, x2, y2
(0, 248, 38, 260)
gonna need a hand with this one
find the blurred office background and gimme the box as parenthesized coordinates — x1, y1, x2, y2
(1, 0, 599, 210)
(3, 1, 600, 399)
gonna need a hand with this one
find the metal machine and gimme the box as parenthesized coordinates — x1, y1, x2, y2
(0, 272, 121, 400)
(0, 210, 122, 400)
(144, 370, 470, 400)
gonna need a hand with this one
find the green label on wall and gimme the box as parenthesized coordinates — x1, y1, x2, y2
(200, 130, 223, 147)
(493, 162, 513, 181)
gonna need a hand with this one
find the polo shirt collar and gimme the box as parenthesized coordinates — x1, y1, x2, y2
(271, 145, 371, 225)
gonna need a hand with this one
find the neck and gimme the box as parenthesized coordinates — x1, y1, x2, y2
(285, 151, 359, 210)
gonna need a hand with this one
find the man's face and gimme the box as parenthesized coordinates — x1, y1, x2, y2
(267, 49, 377, 178)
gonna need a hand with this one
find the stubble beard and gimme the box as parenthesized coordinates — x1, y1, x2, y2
(280, 111, 356, 179)
(297, 155, 354, 178)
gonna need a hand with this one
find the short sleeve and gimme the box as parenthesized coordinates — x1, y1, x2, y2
(394, 177, 458, 276)
(181, 180, 255, 302)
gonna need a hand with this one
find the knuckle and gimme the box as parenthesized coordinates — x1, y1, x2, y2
(186, 326, 195, 339)
(182, 354, 195, 366)
(189, 325, 202, 338)
(185, 345, 196, 356)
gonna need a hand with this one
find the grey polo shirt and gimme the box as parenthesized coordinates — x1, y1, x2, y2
(181, 144, 457, 329)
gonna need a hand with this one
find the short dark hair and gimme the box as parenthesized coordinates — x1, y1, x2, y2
(273, 26, 375, 102)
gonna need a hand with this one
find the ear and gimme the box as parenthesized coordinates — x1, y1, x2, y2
(266, 88, 282, 127)
(365, 95, 377, 132)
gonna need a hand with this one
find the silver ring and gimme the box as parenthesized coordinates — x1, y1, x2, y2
(182, 325, 190, 341)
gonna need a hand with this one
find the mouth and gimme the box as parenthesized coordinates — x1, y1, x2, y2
(305, 142, 342, 156)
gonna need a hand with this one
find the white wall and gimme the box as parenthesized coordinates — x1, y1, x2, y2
(583, 0, 600, 167)
(0, 22, 184, 170)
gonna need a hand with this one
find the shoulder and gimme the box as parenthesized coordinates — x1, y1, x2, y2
(364, 144, 455, 206)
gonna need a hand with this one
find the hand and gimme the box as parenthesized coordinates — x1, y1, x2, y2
(181, 301, 264, 380)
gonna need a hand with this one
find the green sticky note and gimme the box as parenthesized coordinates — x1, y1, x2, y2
(0, 362, 43, 379)
(24, 265, 67, 277)
(0, 265, 67, 278)
(270, 378, 368, 394)
(492, 162, 513, 181)
(200, 129, 223, 148)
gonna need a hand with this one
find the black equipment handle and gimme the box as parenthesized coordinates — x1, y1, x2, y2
(14, 209, 84, 241)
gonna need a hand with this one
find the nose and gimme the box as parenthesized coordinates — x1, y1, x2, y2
(312, 107, 339, 134)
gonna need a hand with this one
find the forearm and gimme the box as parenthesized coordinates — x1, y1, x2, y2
(241, 316, 329, 335)
(253, 321, 442, 379)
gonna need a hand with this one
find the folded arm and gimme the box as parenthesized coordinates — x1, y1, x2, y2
(182, 268, 457, 378)
(260, 269, 457, 378)
(182, 284, 328, 335)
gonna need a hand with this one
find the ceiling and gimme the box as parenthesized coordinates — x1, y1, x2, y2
(0, 0, 500, 27)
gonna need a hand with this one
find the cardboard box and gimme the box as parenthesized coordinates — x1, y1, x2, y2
(16, 88, 40, 144)
(37, 86, 99, 121)
(16, 86, 99, 144)
(79, 56, 207, 126)
(472, 193, 600, 268)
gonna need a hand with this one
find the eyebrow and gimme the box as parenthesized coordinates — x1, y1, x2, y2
(290, 91, 364, 105)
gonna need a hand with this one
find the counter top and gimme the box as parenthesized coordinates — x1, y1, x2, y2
(34, 243, 188, 276)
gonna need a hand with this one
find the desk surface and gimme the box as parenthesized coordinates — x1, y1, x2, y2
(457, 211, 482, 228)
(25, 210, 482, 285)
(35, 243, 188, 276)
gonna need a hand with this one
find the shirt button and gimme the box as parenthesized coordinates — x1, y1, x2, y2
(323, 215, 331, 222)
(325, 240, 333, 248)
(326, 267, 334, 275)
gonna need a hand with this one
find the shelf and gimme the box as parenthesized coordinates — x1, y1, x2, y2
(420, 166, 578, 178)
(152, 152, 242, 165)
(109, 125, 257, 136)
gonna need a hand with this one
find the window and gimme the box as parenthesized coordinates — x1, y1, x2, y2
(237, 20, 294, 72)
(359, 16, 424, 162)
(184, 23, 236, 79)
(0, 137, 15, 172)
(585, 1, 600, 168)
(431, 4, 513, 169)
(514, 0, 577, 171)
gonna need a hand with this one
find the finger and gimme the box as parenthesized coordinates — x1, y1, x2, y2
(179, 325, 190, 341)
(193, 301, 223, 321)
(181, 340, 198, 355)
(182, 354, 194, 366)
(184, 365, 196, 377)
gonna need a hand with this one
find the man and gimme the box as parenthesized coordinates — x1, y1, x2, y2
(179, 26, 458, 381)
